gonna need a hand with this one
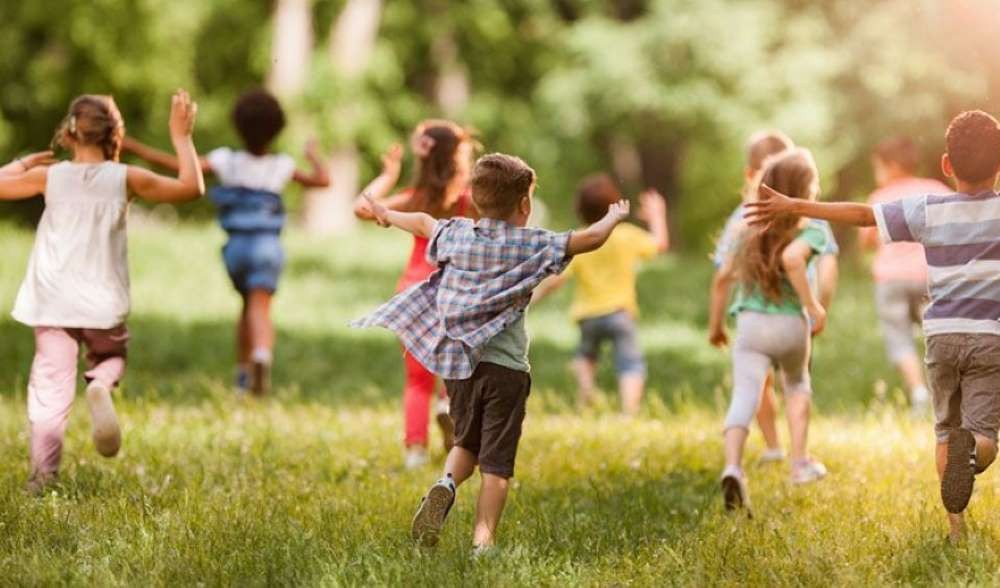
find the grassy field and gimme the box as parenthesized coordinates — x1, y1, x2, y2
(2, 219, 1000, 586)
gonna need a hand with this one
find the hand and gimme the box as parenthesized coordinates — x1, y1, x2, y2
(363, 192, 391, 227)
(18, 150, 57, 170)
(744, 184, 796, 227)
(807, 303, 827, 336)
(708, 325, 729, 348)
(169, 89, 198, 140)
(304, 137, 322, 161)
(381, 143, 403, 180)
(638, 189, 666, 223)
(604, 199, 631, 224)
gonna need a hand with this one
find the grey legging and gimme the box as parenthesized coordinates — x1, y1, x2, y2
(724, 311, 812, 431)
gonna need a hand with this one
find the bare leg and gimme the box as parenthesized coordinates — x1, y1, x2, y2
(756, 371, 781, 451)
(724, 426, 749, 469)
(785, 392, 811, 463)
(473, 473, 509, 547)
(237, 295, 252, 367)
(896, 354, 925, 392)
(618, 374, 644, 417)
(573, 358, 598, 407)
(444, 446, 478, 486)
(246, 289, 275, 353)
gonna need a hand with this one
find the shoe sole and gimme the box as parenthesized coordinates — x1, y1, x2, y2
(86, 384, 121, 458)
(721, 475, 744, 510)
(411, 485, 453, 547)
(252, 361, 271, 397)
(942, 428, 976, 514)
(436, 411, 455, 453)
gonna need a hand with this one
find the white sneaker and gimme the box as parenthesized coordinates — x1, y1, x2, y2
(404, 447, 430, 470)
(411, 476, 456, 547)
(757, 448, 786, 465)
(791, 459, 827, 485)
(720, 465, 752, 516)
(86, 381, 121, 458)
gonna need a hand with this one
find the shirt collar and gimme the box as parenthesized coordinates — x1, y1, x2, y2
(475, 217, 515, 230)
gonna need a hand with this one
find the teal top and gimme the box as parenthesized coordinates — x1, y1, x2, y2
(730, 225, 828, 316)
(480, 313, 530, 372)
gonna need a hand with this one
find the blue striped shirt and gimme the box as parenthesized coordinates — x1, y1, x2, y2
(874, 190, 1000, 336)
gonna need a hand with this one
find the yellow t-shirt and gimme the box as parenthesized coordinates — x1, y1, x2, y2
(566, 223, 658, 321)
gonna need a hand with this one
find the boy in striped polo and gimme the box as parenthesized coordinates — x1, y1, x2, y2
(745, 110, 1000, 542)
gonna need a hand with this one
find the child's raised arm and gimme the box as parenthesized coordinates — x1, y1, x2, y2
(0, 167, 48, 200)
(364, 192, 437, 238)
(567, 200, 630, 256)
(745, 184, 876, 227)
(782, 239, 827, 336)
(354, 144, 407, 221)
(639, 189, 670, 253)
(121, 137, 212, 173)
(127, 90, 206, 203)
(291, 138, 331, 188)
(0, 151, 56, 177)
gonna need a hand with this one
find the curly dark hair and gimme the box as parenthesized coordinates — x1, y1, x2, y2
(945, 110, 1000, 184)
(232, 89, 286, 155)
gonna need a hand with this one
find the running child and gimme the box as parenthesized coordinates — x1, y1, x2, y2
(353, 119, 476, 469)
(708, 148, 829, 514)
(711, 131, 839, 465)
(124, 89, 330, 396)
(533, 174, 669, 415)
(3, 91, 204, 493)
(859, 136, 949, 413)
(354, 153, 629, 550)
(746, 111, 1000, 543)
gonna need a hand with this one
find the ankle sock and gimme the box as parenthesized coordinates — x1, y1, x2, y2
(721, 464, 743, 479)
(251, 347, 273, 365)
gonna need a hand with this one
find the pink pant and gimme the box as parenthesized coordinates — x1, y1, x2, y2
(28, 325, 129, 477)
(403, 351, 445, 447)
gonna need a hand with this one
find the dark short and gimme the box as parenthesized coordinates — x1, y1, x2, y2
(445, 362, 531, 479)
(222, 233, 285, 294)
(577, 310, 646, 376)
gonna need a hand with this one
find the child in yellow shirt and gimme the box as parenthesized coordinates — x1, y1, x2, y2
(535, 174, 668, 414)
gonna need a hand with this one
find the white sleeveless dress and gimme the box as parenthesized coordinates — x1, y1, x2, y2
(12, 161, 131, 329)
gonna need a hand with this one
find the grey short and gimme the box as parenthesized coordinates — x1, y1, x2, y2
(576, 310, 646, 377)
(926, 334, 1000, 443)
(874, 280, 927, 363)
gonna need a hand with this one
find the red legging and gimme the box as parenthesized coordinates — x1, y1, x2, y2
(403, 352, 446, 447)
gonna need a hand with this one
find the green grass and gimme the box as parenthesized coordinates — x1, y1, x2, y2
(1, 220, 998, 585)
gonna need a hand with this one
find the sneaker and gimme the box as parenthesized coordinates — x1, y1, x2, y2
(404, 446, 430, 470)
(25, 471, 58, 496)
(86, 381, 121, 457)
(235, 367, 251, 395)
(758, 448, 786, 465)
(411, 476, 456, 547)
(941, 428, 977, 514)
(791, 459, 828, 485)
(720, 466, 752, 516)
(435, 399, 455, 454)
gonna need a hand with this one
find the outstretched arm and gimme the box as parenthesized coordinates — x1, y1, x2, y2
(782, 239, 826, 335)
(0, 166, 47, 200)
(567, 200, 630, 256)
(127, 89, 206, 203)
(355, 144, 404, 220)
(292, 138, 330, 188)
(364, 193, 437, 238)
(745, 184, 876, 227)
(121, 136, 211, 173)
(0, 151, 56, 177)
(639, 189, 670, 253)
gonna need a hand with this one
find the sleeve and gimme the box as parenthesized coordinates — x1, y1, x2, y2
(797, 225, 829, 257)
(872, 195, 926, 244)
(622, 224, 658, 260)
(712, 206, 745, 268)
(273, 154, 297, 191)
(205, 148, 231, 183)
(525, 227, 573, 275)
(426, 218, 467, 265)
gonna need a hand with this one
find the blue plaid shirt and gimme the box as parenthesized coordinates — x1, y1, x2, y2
(353, 217, 572, 380)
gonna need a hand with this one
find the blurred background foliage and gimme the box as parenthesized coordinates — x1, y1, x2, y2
(0, 0, 997, 250)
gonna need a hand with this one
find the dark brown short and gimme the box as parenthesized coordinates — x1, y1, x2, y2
(445, 362, 531, 479)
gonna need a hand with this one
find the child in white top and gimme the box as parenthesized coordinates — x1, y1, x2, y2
(124, 89, 329, 396)
(2, 90, 204, 493)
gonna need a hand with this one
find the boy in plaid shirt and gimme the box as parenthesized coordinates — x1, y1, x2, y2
(355, 153, 629, 550)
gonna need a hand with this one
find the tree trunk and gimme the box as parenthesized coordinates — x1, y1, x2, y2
(267, 0, 313, 97)
(303, 0, 383, 235)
